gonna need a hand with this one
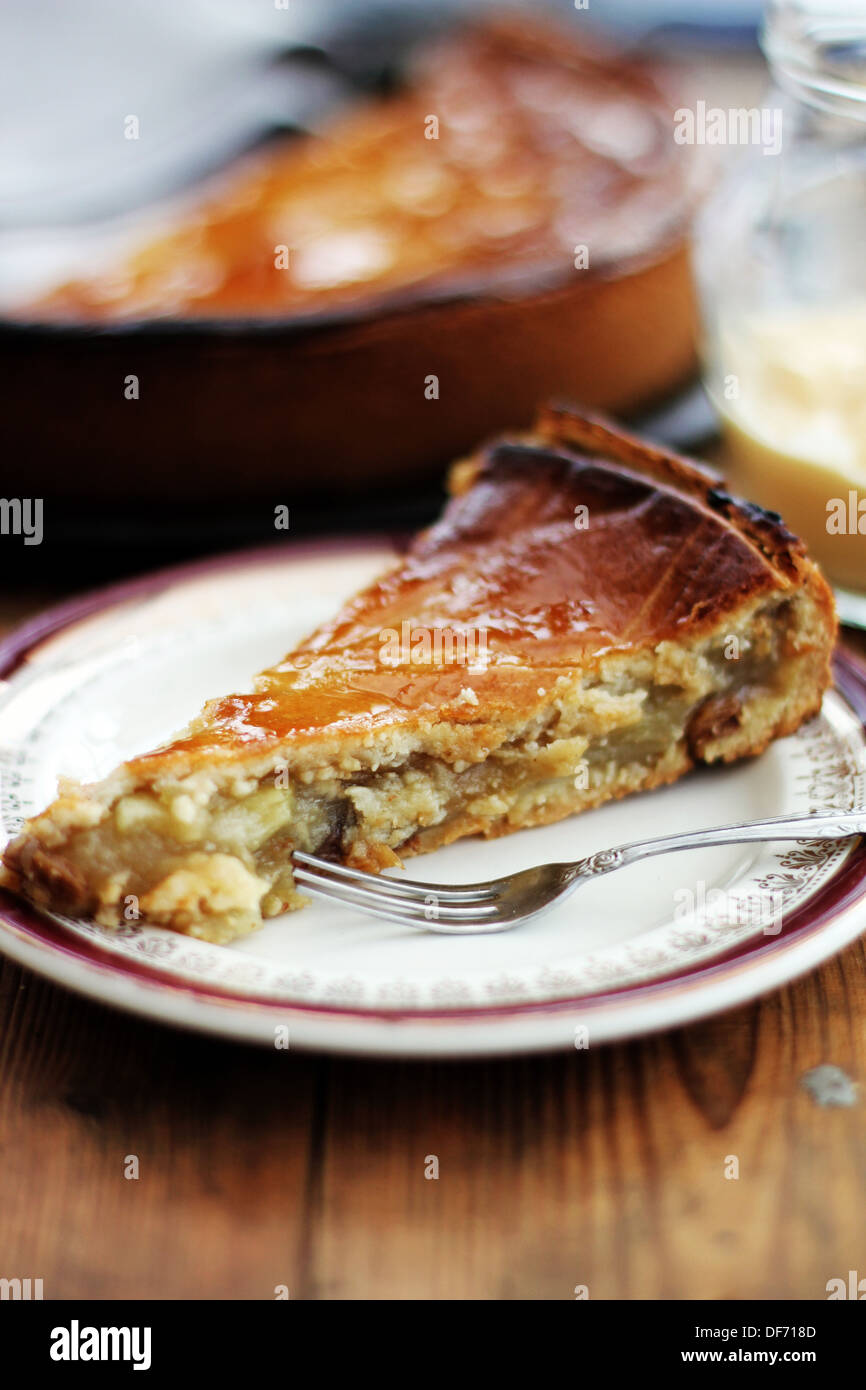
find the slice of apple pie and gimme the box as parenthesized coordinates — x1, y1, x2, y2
(3, 407, 836, 943)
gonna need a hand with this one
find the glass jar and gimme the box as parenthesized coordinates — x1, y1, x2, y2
(694, 0, 866, 620)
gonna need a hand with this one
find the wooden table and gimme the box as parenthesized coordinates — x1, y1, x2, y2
(2, 591, 865, 1301)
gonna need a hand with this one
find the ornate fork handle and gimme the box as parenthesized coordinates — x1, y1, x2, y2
(577, 811, 866, 878)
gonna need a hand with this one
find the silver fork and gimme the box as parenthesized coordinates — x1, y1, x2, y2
(292, 811, 866, 934)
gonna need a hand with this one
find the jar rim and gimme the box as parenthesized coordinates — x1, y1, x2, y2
(762, 2, 866, 119)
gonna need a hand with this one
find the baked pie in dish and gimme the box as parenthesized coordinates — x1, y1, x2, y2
(6, 17, 699, 508)
(2, 408, 836, 944)
(36, 17, 693, 337)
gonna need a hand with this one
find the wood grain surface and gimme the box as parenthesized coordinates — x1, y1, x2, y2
(1, 595, 864, 1301)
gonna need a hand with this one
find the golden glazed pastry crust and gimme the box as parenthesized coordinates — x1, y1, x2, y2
(2, 406, 837, 944)
(34, 19, 693, 326)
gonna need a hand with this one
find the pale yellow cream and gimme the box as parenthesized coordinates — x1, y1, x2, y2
(713, 307, 866, 592)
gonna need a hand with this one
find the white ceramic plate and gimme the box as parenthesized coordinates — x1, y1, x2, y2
(1, 540, 865, 1056)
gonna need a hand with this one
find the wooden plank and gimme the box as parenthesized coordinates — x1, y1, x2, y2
(302, 950, 865, 1299)
(1, 941, 864, 1299)
(0, 958, 320, 1300)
